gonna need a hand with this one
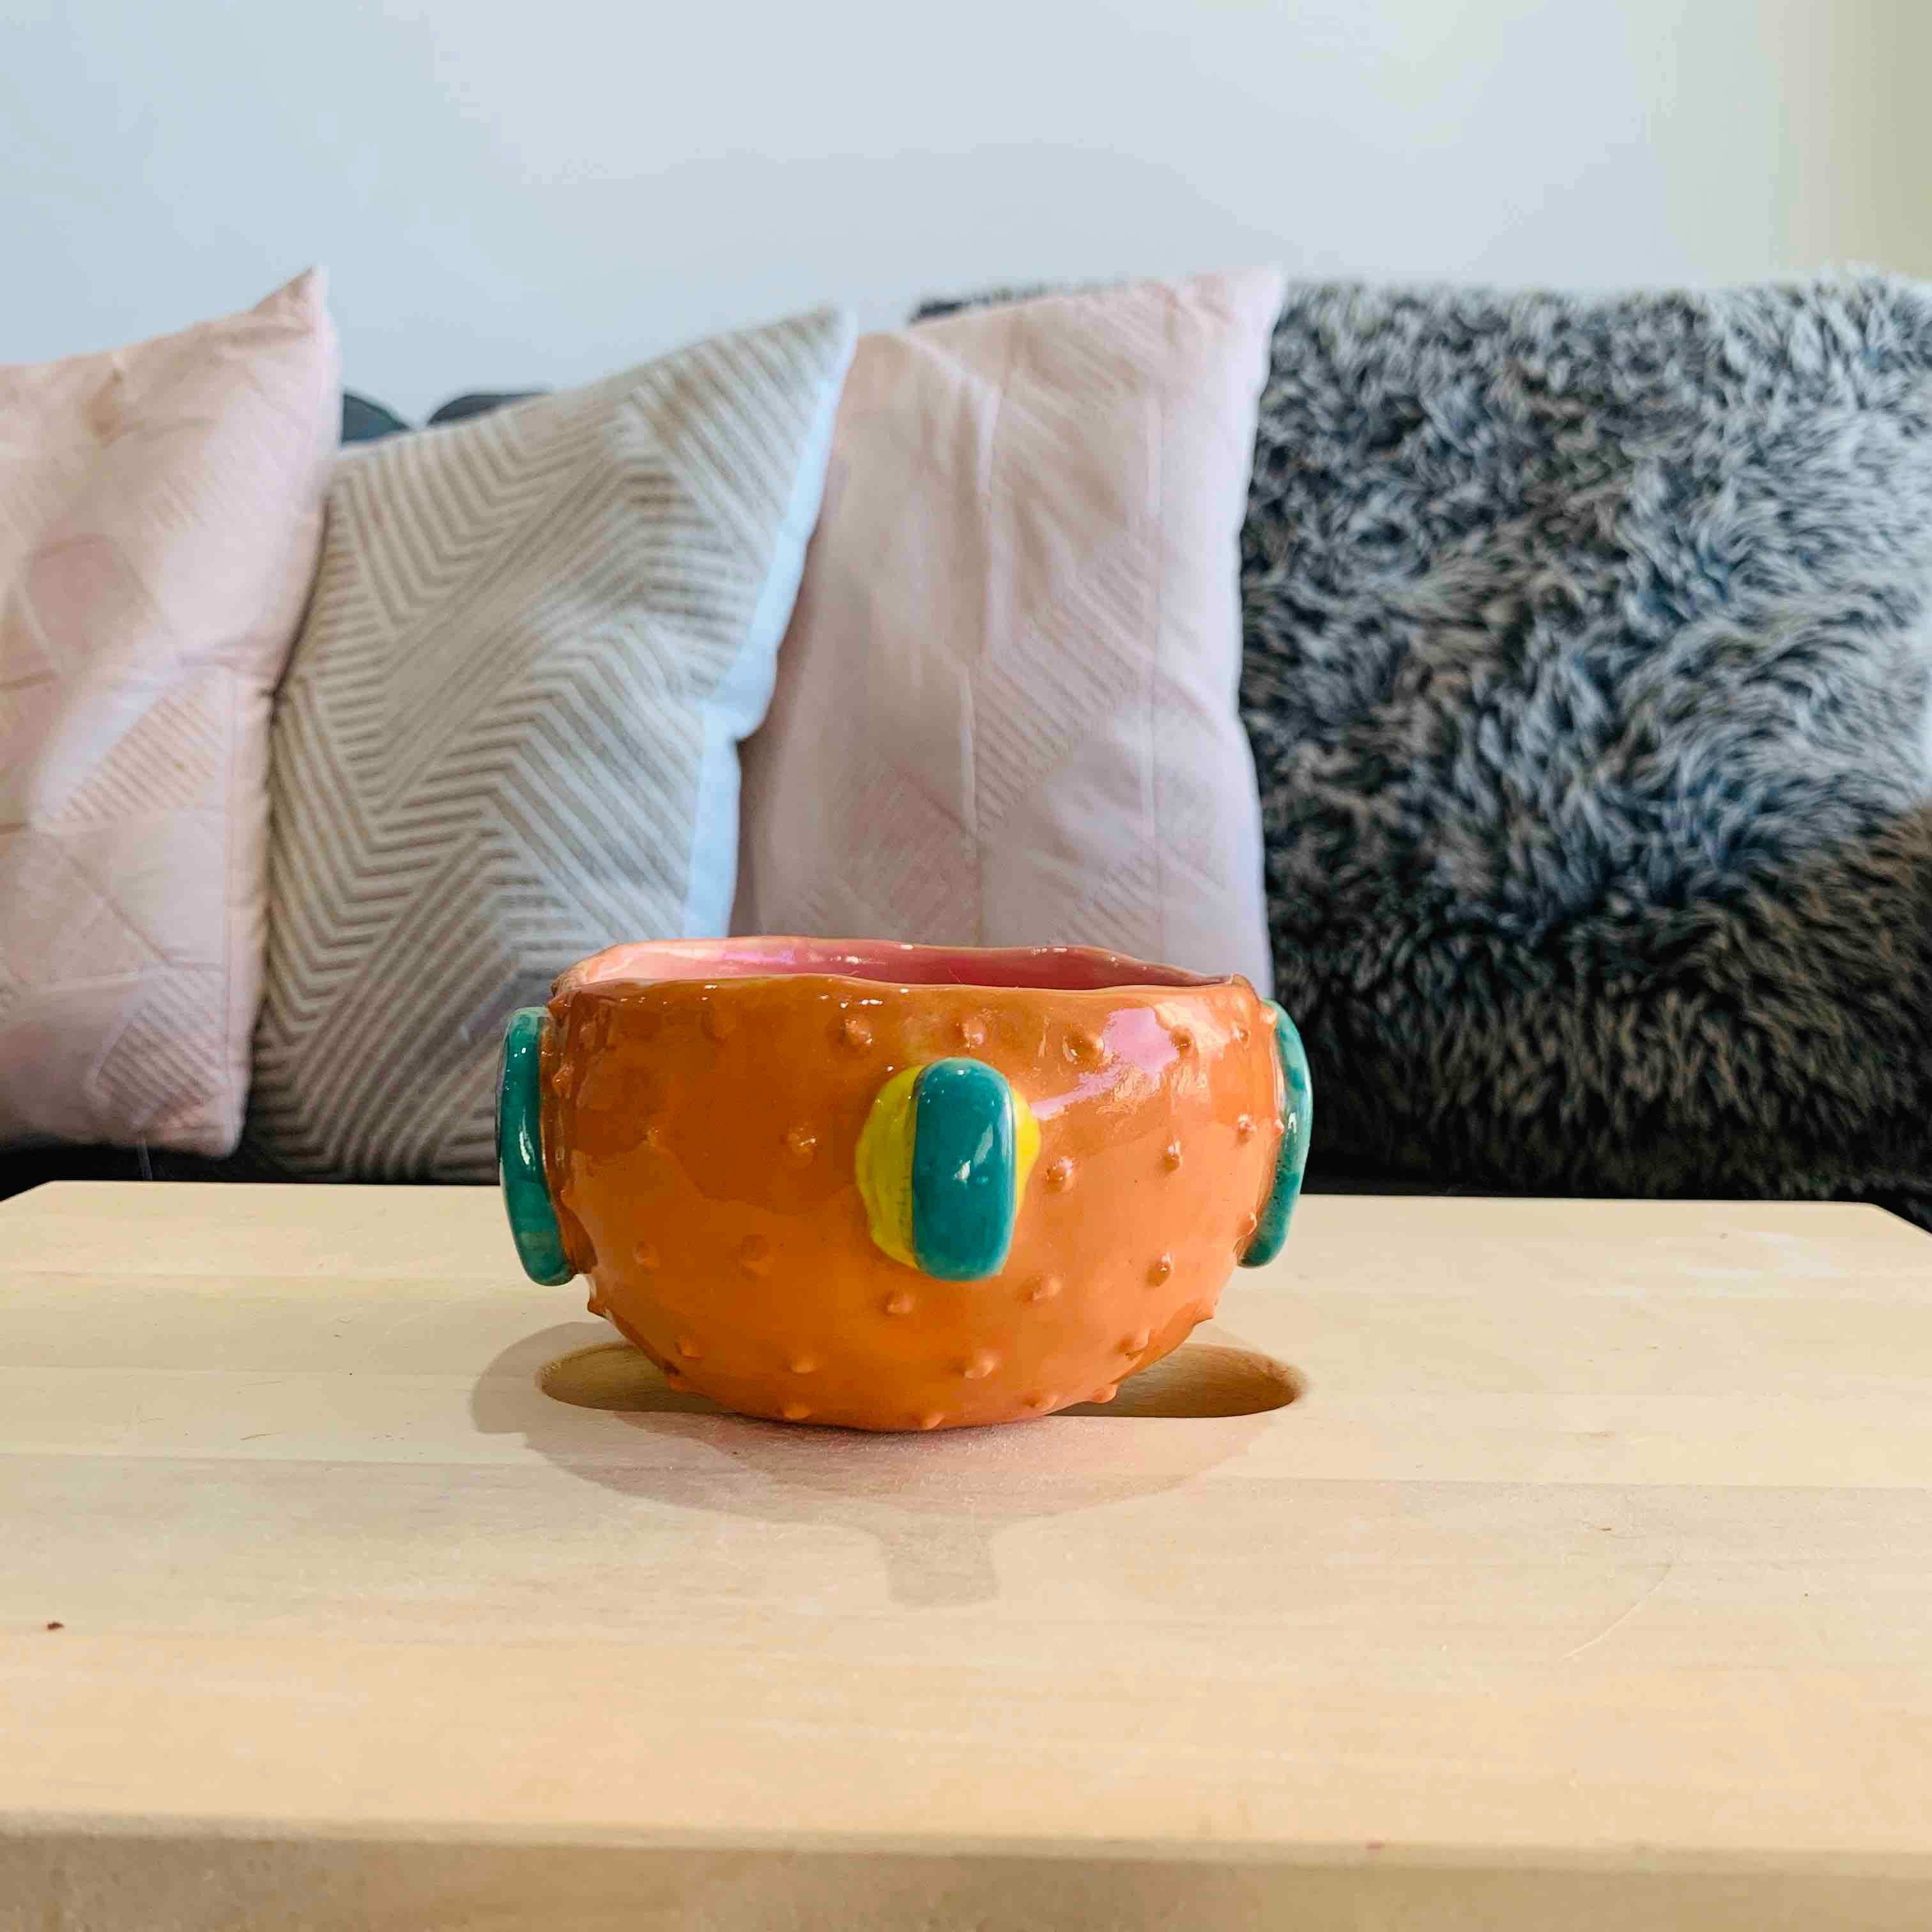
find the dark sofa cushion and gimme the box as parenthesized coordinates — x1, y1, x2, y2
(427, 391, 542, 426)
(0, 1140, 286, 1203)
(341, 392, 410, 443)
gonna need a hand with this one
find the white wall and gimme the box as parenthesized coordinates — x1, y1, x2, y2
(7, 0, 1929, 420)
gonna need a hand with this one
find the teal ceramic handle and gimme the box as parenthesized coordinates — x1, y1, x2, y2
(909, 1059, 1030, 1281)
(1241, 1001, 1312, 1268)
(497, 1006, 574, 1285)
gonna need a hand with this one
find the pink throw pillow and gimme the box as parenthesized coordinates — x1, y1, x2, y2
(0, 272, 339, 1154)
(734, 270, 1283, 990)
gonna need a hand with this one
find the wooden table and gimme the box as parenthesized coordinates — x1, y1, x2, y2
(5, 1182, 1932, 1929)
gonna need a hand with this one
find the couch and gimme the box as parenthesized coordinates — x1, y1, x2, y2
(10, 273, 1931, 1229)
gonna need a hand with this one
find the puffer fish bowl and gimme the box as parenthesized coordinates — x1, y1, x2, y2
(497, 937, 1311, 1432)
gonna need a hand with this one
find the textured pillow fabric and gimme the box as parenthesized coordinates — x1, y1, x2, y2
(0, 272, 339, 1155)
(1241, 275, 1932, 1225)
(252, 307, 857, 1180)
(735, 272, 1283, 990)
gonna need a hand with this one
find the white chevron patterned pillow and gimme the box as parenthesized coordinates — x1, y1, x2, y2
(250, 307, 856, 1179)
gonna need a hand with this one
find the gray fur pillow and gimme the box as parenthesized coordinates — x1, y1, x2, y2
(1241, 276, 1932, 1224)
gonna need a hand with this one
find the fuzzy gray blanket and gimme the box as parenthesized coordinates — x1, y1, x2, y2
(1240, 276, 1932, 1223)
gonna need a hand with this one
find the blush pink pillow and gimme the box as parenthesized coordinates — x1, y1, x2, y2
(0, 272, 339, 1154)
(734, 271, 1283, 990)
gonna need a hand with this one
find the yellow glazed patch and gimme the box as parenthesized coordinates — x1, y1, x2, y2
(855, 1064, 922, 1269)
(1011, 1087, 1041, 1199)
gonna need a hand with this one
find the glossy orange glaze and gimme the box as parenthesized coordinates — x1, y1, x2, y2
(541, 947, 1284, 1432)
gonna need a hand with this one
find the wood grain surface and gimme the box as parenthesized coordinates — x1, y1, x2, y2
(4, 1181, 1931, 1929)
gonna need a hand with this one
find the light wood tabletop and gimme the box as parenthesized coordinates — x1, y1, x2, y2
(4, 1180, 1932, 1929)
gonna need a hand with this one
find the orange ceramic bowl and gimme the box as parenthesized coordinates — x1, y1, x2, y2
(497, 938, 1311, 1432)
